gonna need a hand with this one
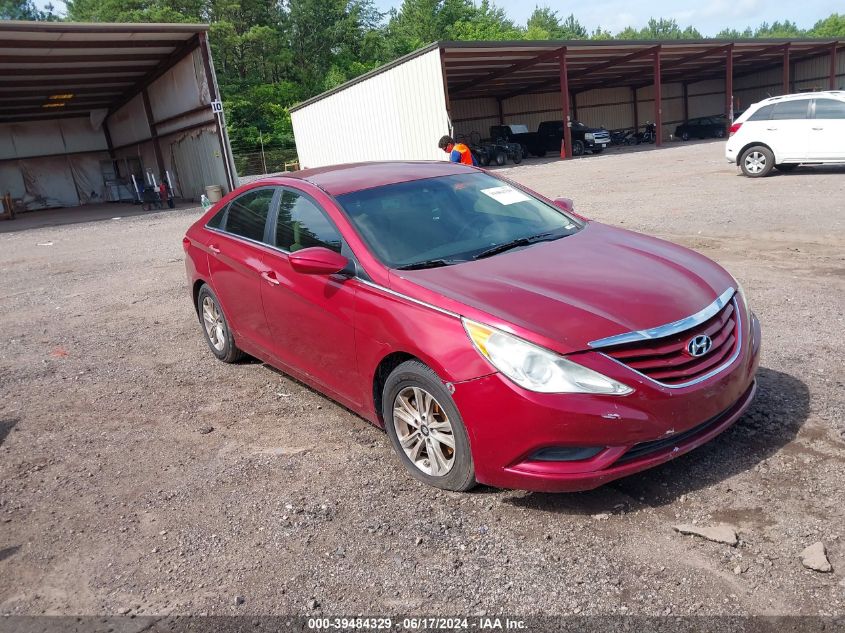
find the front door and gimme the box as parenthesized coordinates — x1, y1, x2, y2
(766, 98, 812, 162)
(259, 187, 361, 406)
(808, 98, 845, 160)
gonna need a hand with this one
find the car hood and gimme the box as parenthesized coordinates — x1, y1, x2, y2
(391, 222, 735, 354)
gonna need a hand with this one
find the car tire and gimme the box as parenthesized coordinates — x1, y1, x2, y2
(739, 146, 775, 177)
(572, 140, 585, 156)
(715, 128, 726, 139)
(196, 284, 245, 363)
(495, 151, 506, 166)
(382, 360, 476, 492)
(774, 163, 798, 172)
(681, 131, 689, 141)
(512, 148, 523, 164)
(478, 152, 490, 167)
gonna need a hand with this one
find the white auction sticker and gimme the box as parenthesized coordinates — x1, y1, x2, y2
(480, 185, 531, 205)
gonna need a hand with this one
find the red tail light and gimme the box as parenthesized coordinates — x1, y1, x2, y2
(729, 122, 742, 137)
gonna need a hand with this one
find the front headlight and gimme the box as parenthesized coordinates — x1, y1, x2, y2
(734, 279, 750, 314)
(463, 319, 633, 395)
(585, 132, 595, 140)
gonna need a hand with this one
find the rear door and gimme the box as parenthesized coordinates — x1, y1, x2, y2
(259, 186, 362, 406)
(765, 99, 812, 162)
(207, 186, 278, 353)
(808, 98, 845, 160)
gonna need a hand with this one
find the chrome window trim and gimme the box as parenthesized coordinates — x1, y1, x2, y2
(588, 287, 736, 349)
(355, 279, 460, 319)
(600, 297, 743, 390)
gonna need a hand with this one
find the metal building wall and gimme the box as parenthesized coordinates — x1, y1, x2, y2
(291, 48, 448, 168)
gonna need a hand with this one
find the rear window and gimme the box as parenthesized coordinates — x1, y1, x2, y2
(747, 104, 774, 121)
(225, 188, 276, 243)
(770, 100, 810, 120)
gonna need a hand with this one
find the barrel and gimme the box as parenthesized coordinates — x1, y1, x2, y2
(204, 185, 223, 203)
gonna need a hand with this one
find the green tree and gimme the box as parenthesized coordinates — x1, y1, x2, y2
(2, 0, 59, 20)
(525, 7, 587, 39)
(754, 20, 805, 38)
(809, 13, 845, 37)
(447, 0, 520, 41)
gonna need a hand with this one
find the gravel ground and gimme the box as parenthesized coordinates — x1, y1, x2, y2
(1, 141, 843, 618)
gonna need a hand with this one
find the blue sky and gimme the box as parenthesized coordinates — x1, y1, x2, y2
(373, 0, 839, 36)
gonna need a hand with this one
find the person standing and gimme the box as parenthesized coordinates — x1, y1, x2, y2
(438, 135, 476, 165)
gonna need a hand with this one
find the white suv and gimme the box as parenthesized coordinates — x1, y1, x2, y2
(725, 91, 845, 177)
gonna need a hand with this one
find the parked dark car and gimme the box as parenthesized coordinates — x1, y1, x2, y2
(675, 115, 728, 141)
(536, 120, 611, 156)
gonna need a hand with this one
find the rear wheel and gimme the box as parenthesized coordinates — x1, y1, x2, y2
(739, 146, 774, 177)
(512, 148, 523, 164)
(494, 151, 506, 166)
(715, 128, 726, 139)
(681, 131, 690, 141)
(774, 163, 798, 172)
(197, 284, 245, 363)
(382, 361, 475, 491)
(572, 140, 585, 156)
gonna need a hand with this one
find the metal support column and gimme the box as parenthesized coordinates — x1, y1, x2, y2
(631, 86, 638, 131)
(831, 42, 839, 90)
(783, 43, 791, 94)
(653, 47, 662, 146)
(682, 83, 689, 124)
(559, 48, 571, 159)
(726, 43, 734, 127)
(497, 99, 504, 124)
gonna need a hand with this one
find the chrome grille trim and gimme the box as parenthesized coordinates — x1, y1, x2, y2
(588, 287, 736, 349)
(600, 297, 743, 390)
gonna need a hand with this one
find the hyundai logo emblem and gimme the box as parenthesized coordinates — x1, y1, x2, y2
(687, 334, 713, 357)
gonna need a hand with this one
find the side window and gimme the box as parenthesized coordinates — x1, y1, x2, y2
(770, 100, 809, 120)
(225, 188, 275, 242)
(814, 99, 845, 119)
(748, 105, 774, 121)
(207, 204, 228, 229)
(275, 190, 343, 253)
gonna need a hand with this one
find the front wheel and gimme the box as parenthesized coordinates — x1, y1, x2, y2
(572, 140, 585, 156)
(494, 151, 507, 166)
(383, 360, 476, 491)
(740, 146, 774, 177)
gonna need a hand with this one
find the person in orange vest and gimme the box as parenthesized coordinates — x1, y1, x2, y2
(438, 135, 477, 166)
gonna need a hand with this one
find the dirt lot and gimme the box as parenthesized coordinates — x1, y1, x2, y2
(1, 141, 843, 618)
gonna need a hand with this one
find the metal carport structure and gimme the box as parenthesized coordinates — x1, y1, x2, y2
(0, 20, 237, 214)
(441, 39, 843, 157)
(290, 38, 843, 167)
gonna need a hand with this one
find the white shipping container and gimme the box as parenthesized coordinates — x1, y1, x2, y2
(291, 48, 449, 168)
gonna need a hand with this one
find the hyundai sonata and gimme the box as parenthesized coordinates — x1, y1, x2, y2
(183, 162, 760, 492)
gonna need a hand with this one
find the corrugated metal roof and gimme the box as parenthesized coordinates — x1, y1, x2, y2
(291, 38, 842, 111)
(0, 20, 209, 123)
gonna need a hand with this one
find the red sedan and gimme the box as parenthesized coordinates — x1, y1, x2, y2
(183, 162, 761, 492)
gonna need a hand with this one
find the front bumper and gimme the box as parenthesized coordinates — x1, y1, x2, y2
(452, 311, 761, 492)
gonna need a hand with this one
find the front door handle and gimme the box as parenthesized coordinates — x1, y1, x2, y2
(209, 244, 221, 254)
(260, 271, 280, 286)
(811, 127, 824, 131)
(765, 127, 778, 131)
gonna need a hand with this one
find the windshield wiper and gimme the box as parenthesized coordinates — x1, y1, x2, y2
(395, 258, 465, 270)
(473, 231, 562, 260)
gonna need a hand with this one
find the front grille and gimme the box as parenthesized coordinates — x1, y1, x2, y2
(604, 299, 739, 386)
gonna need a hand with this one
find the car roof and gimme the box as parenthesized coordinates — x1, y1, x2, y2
(260, 161, 477, 197)
(755, 90, 845, 106)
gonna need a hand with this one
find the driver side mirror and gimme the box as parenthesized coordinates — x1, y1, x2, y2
(288, 246, 349, 275)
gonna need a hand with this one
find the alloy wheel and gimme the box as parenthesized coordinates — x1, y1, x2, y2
(392, 386, 456, 477)
(744, 151, 766, 174)
(201, 296, 226, 352)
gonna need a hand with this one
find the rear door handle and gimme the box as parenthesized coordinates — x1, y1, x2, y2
(208, 244, 221, 254)
(260, 271, 280, 286)
(812, 127, 824, 131)
(766, 127, 778, 131)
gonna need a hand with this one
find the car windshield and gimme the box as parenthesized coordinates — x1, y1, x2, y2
(335, 172, 581, 269)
